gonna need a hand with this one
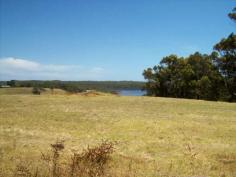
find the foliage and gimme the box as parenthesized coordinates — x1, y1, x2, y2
(212, 7, 236, 102)
(143, 52, 223, 100)
(228, 7, 236, 21)
(213, 33, 236, 101)
(143, 7, 236, 102)
(6, 80, 19, 87)
(3, 80, 144, 93)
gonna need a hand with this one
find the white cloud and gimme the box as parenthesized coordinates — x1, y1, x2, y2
(0, 57, 105, 80)
(0, 57, 40, 71)
(90, 67, 104, 73)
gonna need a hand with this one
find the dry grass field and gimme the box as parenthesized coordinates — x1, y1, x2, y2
(0, 88, 236, 176)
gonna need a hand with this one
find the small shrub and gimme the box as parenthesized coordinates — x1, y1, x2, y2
(70, 140, 115, 177)
(27, 140, 115, 177)
(32, 87, 41, 95)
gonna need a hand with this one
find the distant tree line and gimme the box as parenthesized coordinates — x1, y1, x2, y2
(143, 7, 236, 102)
(4, 80, 144, 93)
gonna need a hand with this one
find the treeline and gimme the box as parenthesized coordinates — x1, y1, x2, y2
(143, 7, 236, 102)
(4, 80, 144, 93)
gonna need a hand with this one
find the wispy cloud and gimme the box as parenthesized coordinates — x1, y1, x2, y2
(0, 57, 106, 80)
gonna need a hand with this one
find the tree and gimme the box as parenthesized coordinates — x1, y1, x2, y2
(187, 52, 222, 100)
(228, 7, 236, 21)
(6, 80, 18, 87)
(143, 53, 222, 100)
(213, 7, 236, 101)
(143, 68, 160, 96)
(213, 34, 236, 101)
(143, 7, 235, 102)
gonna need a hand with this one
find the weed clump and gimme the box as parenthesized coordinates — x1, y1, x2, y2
(13, 140, 115, 177)
(70, 140, 115, 177)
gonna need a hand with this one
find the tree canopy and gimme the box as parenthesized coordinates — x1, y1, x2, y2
(143, 52, 223, 100)
(228, 7, 236, 21)
(4, 80, 144, 93)
(143, 7, 236, 102)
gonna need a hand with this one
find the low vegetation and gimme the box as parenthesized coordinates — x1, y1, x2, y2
(0, 87, 66, 95)
(13, 140, 115, 177)
(0, 89, 236, 176)
(1, 80, 144, 93)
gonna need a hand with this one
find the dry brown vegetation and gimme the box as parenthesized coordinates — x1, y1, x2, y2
(13, 141, 115, 177)
(0, 89, 236, 176)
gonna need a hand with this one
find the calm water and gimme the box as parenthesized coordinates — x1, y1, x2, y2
(117, 89, 146, 96)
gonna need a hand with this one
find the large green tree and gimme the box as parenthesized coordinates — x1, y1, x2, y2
(143, 53, 222, 100)
(143, 7, 235, 102)
(213, 7, 236, 101)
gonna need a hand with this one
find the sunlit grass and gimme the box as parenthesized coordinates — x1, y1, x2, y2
(0, 89, 236, 176)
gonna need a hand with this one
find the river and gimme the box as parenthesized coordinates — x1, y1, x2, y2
(117, 89, 146, 96)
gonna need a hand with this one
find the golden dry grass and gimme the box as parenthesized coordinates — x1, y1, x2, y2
(0, 88, 236, 176)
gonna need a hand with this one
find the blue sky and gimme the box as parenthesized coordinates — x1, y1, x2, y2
(0, 0, 235, 81)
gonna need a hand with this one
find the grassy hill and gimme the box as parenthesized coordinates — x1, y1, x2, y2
(0, 89, 236, 176)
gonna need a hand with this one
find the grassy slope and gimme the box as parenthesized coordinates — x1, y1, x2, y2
(0, 90, 236, 176)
